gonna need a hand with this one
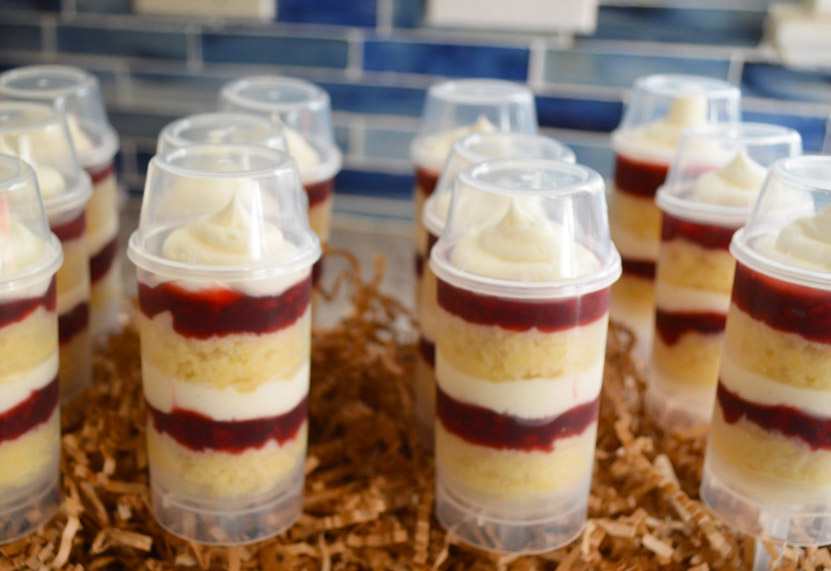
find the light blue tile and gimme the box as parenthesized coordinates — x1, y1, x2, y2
(202, 33, 349, 68)
(57, 25, 188, 60)
(742, 62, 831, 104)
(334, 125, 350, 154)
(393, 0, 422, 28)
(569, 142, 613, 179)
(363, 128, 415, 161)
(743, 110, 827, 153)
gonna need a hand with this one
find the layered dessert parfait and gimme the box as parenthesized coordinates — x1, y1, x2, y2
(0, 155, 64, 543)
(219, 76, 341, 284)
(700, 156, 831, 545)
(0, 65, 123, 336)
(0, 102, 93, 402)
(648, 124, 801, 430)
(129, 144, 320, 545)
(415, 132, 575, 445)
(609, 75, 741, 360)
(430, 158, 620, 553)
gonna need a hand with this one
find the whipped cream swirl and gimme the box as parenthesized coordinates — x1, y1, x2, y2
(692, 150, 768, 208)
(763, 206, 831, 273)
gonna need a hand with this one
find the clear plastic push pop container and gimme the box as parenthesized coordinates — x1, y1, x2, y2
(128, 144, 320, 545)
(647, 123, 802, 432)
(429, 158, 620, 553)
(0, 65, 123, 336)
(219, 76, 342, 263)
(608, 74, 741, 362)
(700, 155, 831, 545)
(0, 101, 93, 403)
(414, 133, 575, 446)
(157, 112, 288, 155)
(0, 155, 63, 544)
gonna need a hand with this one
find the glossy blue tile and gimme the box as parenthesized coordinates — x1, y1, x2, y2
(202, 33, 349, 68)
(57, 25, 188, 60)
(0, 23, 42, 51)
(536, 95, 623, 133)
(0, 0, 58, 11)
(76, 0, 130, 12)
(335, 168, 413, 199)
(363, 39, 529, 81)
(393, 0, 422, 28)
(319, 82, 425, 116)
(743, 110, 828, 153)
(544, 50, 730, 89)
(363, 128, 415, 161)
(277, 0, 376, 27)
(742, 62, 831, 104)
(592, 6, 764, 47)
(109, 109, 181, 139)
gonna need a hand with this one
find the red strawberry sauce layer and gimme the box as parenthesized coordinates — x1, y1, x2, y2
(50, 210, 86, 242)
(415, 233, 439, 278)
(87, 161, 115, 185)
(418, 336, 435, 369)
(415, 166, 440, 199)
(732, 262, 831, 344)
(0, 279, 56, 330)
(0, 375, 58, 444)
(655, 309, 727, 345)
(138, 276, 311, 339)
(614, 153, 669, 198)
(90, 237, 118, 284)
(437, 386, 599, 453)
(661, 212, 738, 250)
(437, 279, 609, 333)
(717, 381, 831, 451)
(147, 396, 307, 453)
(59, 302, 89, 344)
(304, 178, 334, 209)
(621, 258, 656, 280)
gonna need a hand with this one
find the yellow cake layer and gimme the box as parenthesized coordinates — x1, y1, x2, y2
(414, 352, 435, 439)
(609, 186, 661, 244)
(414, 183, 429, 249)
(59, 328, 91, 402)
(0, 411, 59, 489)
(709, 407, 831, 498)
(140, 309, 311, 391)
(56, 237, 90, 298)
(724, 305, 831, 391)
(418, 265, 439, 342)
(436, 423, 595, 498)
(147, 423, 306, 498)
(308, 195, 332, 243)
(651, 330, 725, 390)
(415, 218, 429, 258)
(0, 308, 58, 381)
(435, 309, 608, 382)
(656, 239, 735, 294)
(90, 264, 121, 310)
(87, 173, 118, 249)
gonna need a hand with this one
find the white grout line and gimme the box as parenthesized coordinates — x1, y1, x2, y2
(61, 0, 77, 17)
(41, 14, 58, 56)
(527, 37, 548, 89)
(376, 0, 393, 36)
(345, 27, 364, 82)
(186, 24, 203, 73)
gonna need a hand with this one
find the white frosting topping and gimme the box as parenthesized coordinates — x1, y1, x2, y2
(451, 199, 597, 282)
(281, 123, 321, 174)
(417, 115, 497, 169)
(761, 205, 831, 273)
(691, 150, 768, 208)
(618, 95, 708, 157)
(0, 219, 50, 277)
(162, 192, 290, 266)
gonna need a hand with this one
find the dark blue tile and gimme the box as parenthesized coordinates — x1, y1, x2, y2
(76, 0, 131, 13)
(742, 62, 831, 104)
(393, 0, 422, 28)
(363, 39, 529, 81)
(135, 148, 154, 176)
(743, 110, 827, 153)
(335, 168, 413, 199)
(536, 95, 623, 133)
(277, 0, 376, 27)
(364, 128, 414, 161)
(109, 110, 181, 139)
(57, 25, 187, 60)
(0, 0, 58, 11)
(202, 33, 349, 68)
(319, 81, 425, 116)
(545, 50, 730, 89)
(0, 23, 42, 51)
(592, 6, 764, 46)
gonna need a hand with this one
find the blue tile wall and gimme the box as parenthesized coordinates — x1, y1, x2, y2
(742, 62, 831, 104)
(320, 82, 426, 116)
(563, 141, 614, 180)
(363, 39, 530, 81)
(57, 25, 188, 60)
(277, 0, 376, 27)
(0, 0, 58, 11)
(202, 32, 349, 68)
(335, 168, 413, 199)
(0, 23, 42, 51)
(364, 128, 416, 161)
(743, 110, 828, 153)
(333, 125, 350, 155)
(536, 95, 623, 133)
(109, 109, 182, 140)
(393, 0, 422, 28)
(75, 0, 131, 13)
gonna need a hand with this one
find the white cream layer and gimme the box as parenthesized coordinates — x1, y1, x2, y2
(0, 353, 58, 415)
(655, 283, 730, 313)
(413, 116, 498, 173)
(57, 278, 90, 317)
(610, 222, 660, 261)
(435, 352, 604, 420)
(143, 359, 309, 421)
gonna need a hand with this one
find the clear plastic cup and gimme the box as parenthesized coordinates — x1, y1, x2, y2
(700, 155, 831, 545)
(0, 101, 93, 403)
(157, 112, 288, 155)
(219, 76, 342, 270)
(429, 158, 620, 553)
(823, 114, 831, 155)
(608, 74, 741, 362)
(0, 65, 123, 336)
(0, 155, 64, 544)
(127, 143, 320, 545)
(647, 123, 802, 431)
(414, 133, 575, 446)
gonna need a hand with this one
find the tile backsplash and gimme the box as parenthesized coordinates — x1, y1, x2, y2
(0, 0, 829, 219)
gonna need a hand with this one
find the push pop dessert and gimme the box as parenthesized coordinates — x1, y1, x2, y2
(0, 155, 64, 544)
(647, 123, 801, 430)
(0, 66, 123, 336)
(128, 144, 320, 545)
(609, 75, 741, 360)
(0, 102, 93, 402)
(430, 158, 621, 553)
(700, 156, 831, 545)
(415, 132, 575, 445)
(220, 76, 340, 282)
